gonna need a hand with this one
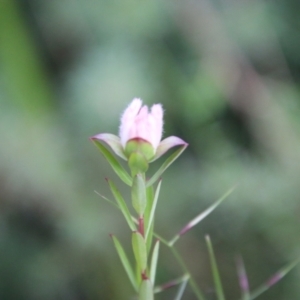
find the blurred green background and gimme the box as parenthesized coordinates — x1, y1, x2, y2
(1, 0, 300, 299)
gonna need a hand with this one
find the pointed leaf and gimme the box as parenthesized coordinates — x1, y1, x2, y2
(144, 186, 154, 251)
(145, 180, 162, 240)
(150, 240, 160, 286)
(146, 145, 187, 187)
(150, 136, 188, 162)
(107, 179, 136, 231)
(111, 235, 138, 291)
(205, 235, 226, 300)
(92, 133, 127, 160)
(91, 138, 132, 186)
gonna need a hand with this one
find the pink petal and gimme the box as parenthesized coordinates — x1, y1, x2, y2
(91, 133, 127, 160)
(119, 98, 142, 147)
(150, 136, 188, 162)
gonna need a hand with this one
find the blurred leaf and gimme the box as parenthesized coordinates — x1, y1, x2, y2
(169, 185, 237, 246)
(249, 257, 300, 300)
(205, 235, 226, 300)
(236, 256, 250, 300)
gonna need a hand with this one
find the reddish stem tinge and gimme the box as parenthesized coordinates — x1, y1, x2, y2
(138, 216, 144, 237)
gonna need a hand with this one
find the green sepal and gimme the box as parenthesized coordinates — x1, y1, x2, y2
(91, 139, 132, 186)
(132, 231, 148, 274)
(125, 138, 155, 161)
(139, 279, 154, 300)
(132, 174, 147, 216)
(128, 152, 149, 177)
(146, 144, 187, 187)
(205, 235, 225, 300)
(107, 179, 136, 231)
(111, 235, 138, 292)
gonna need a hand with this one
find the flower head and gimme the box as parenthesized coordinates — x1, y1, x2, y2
(119, 98, 163, 151)
(91, 98, 188, 165)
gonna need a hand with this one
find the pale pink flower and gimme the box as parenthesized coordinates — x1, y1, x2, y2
(91, 98, 187, 162)
(119, 98, 163, 151)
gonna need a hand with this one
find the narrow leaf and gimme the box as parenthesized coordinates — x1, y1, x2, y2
(91, 139, 132, 186)
(145, 180, 162, 240)
(111, 235, 138, 291)
(169, 185, 237, 246)
(107, 179, 136, 231)
(150, 240, 160, 286)
(205, 235, 226, 300)
(144, 185, 154, 251)
(146, 145, 187, 187)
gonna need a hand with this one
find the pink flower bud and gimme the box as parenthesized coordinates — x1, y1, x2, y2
(119, 98, 163, 151)
(91, 98, 187, 164)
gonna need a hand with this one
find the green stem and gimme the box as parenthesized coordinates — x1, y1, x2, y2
(154, 233, 206, 300)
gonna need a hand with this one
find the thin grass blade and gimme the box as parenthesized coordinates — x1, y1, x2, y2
(174, 274, 189, 300)
(205, 235, 226, 300)
(170, 247, 206, 300)
(169, 186, 236, 246)
(249, 257, 300, 300)
(236, 255, 250, 300)
(154, 275, 188, 294)
(94, 190, 118, 208)
(111, 235, 138, 291)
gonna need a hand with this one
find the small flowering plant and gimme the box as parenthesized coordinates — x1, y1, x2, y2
(91, 99, 299, 300)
